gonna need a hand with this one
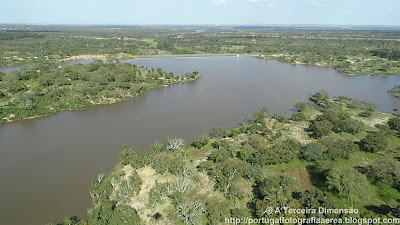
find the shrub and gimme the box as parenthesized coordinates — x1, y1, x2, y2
(300, 142, 326, 162)
(271, 139, 302, 163)
(360, 132, 388, 153)
(319, 137, 359, 160)
(191, 134, 210, 149)
(291, 112, 307, 121)
(310, 120, 333, 138)
(359, 110, 373, 117)
(388, 116, 400, 131)
(363, 159, 400, 188)
(326, 166, 371, 202)
(206, 202, 231, 225)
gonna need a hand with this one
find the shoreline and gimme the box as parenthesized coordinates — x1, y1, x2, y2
(1, 77, 200, 124)
(389, 92, 400, 98)
(2, 53, 399, 76)
(135, 53, 242, 58)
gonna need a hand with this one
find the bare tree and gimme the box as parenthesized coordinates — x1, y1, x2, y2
(174, 178, 190, 193)
(164, 137, 185, 151)
(176, 198, 205, 225)
(97, 173, 105, 184)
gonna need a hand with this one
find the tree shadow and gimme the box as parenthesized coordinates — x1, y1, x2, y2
(306, 165, 327, 190)
(365, 205, 399, 217)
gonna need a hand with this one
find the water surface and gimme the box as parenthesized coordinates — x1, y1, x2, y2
(0, 66, 21, 73)
(1, 56, 399, 225)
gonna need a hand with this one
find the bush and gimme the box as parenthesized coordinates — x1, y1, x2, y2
(300, 142, 326, 162)
(271, 139, 302, 163)
(319, 137, 359, 160)
(310, 120, 333, 138)
(211, 127, 225, 138)
(191, 134, 210, 149)
(326, 166, 370, 201)
(363, 159, 400, 188)
(317, 110, 365, 134)
(359, 110, 373, 117)
(248, 147, 279, 166)
(388, 116, 400, 131)
(118, 145, 145, 169)
(300, 189, 336, 217)
(360, 132, 388, 153)
(206, 202, 231, 225)
(291, 112, 307, 121)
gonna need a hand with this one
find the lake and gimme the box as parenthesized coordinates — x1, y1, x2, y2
(0, 65, 21, 73)
(1, 56, 399, 225)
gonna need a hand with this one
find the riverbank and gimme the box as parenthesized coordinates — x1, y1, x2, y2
(256, 54, 400, 76)
(0, 61, 202, 124)
(136, 53, 241, 58)
(389, 92, 400, 98)
(50, 94, 400, 225)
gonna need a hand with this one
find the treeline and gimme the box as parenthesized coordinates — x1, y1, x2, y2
(371, 49, 400, 61)
(0, 61, 202, 123)
(49, 92, 400, 225)
(1, 26, 400, 75)
(0, 31, 44, 40)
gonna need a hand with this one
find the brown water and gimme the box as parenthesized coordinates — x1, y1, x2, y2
(1, 56, 400, 225)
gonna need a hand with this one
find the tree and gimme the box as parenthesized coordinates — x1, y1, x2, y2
(206, 202, 231, 225)
(294, 102, 311, 112)
(271, 139, 302, 163)
(359, 110, 373, 117)
(191, 134, 210, 149)
(291, 112, 306, 121)
(326, 166, 371, 203)
(108, 205, 142, 225)
(319, 137, 359, 160)
(211, 127, 225, 138)
(388, 116, 400, 131)
(301, 189, 337, 218)
(164, 137, 185, 151)
(176, 198, 206, 225)
(300, 142, 326, 162)
(261, 107, 269, 116)
(363, 159, 400, 188)
(361, 101, 377, 111)
(360, 132, 388, 153)
(310, 120, 333, 138)
(118, 145, 145, 169)
(310, 90, 329, 106)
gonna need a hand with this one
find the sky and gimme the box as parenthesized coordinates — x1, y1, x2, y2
(0, 0, 399, 25)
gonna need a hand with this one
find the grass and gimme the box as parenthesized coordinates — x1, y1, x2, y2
(141, 38, 158, 48)
(264, 160, 314, 192)
(389, 92, 400, 99)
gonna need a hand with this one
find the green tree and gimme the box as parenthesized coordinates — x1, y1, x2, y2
(326, 166, 371, 203)
(271, 139, 302, 163)
(191, 134, 210, 149)
(360, 132, 388, 153)
(388, 116, 400, 131)
(291, 112, 307, 121)
(310, 120, 333, 138)
(300, 142, 326, 162)
(363, 159, 400, 188)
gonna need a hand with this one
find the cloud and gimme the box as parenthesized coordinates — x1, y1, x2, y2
(304, 0, 329, 6)
(211, 0, 276, 6)
(24, 0, 71, 7)
(211, 0, 227, 4)
(248, 0, 276, 6)
(148, 0, 177, 3)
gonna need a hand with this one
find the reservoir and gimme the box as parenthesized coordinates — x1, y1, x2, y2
(0, 56, 399, 225)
